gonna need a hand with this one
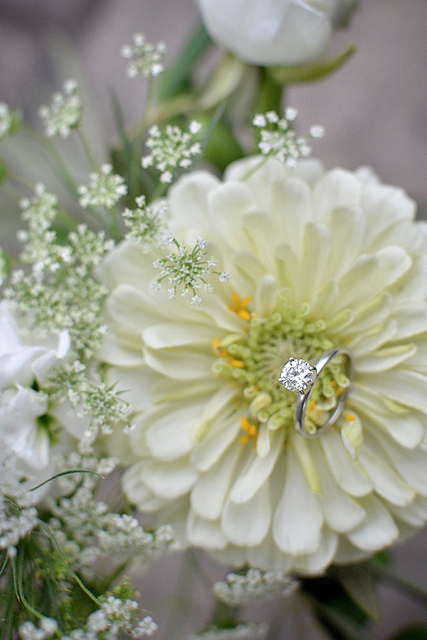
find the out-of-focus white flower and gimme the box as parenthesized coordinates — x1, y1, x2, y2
(0, 102, 17, 140)
(39, 80, 82, 138)
(191, 623, 269, 640)
(194, 0, 356, 66)
(121, 33, 166, 79)
(78, 164, 127, 209)
(101, 158, 427, 574)
(0, 300, 70, 469)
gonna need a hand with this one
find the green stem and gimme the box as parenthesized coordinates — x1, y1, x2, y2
(7, 170, 34, 190)
(371, 560, 427, 605)
(313, 601, 375, 640)
(22, 125, 79, 197)
(76, 128, 98, 171)
(11, 555, 44, 620)
(240, 156, 268, 181)
(70, 570, 102, 607)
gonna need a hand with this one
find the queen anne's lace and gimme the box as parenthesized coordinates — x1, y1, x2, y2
(39, 80, 82, 138)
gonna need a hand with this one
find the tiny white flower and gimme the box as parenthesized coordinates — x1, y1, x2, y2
(122, 33, 166, 78)
(78, 165, 127, 209)
(39, 80, 82, 138)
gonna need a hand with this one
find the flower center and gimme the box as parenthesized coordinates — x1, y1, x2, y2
(213, 296, 350, 438)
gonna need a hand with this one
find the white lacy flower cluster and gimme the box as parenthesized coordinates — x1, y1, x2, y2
(47, 454, 175, 576)
(151, 236, 231, 305)
(142, 121, 202, 183)
(39, 80, 82, 138)
(78, 164, 128, 209)
(121, 33, 166, 78)
(7, 184, 114, 357)
(191, 623, 268, 640)
(0, 102, 15, 140)
(49, 361, 132, 452)
(122, 195, 168, 251)
(253, 109, 324, 166)
(19, 618, 58, 640)
(102, 158, 427, 574)
(213, 569, 299, 606)
(0, 451, 38, 558)
(21, 600, 157, 640)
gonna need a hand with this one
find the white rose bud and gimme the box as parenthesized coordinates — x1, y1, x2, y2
(194, 0, 356, 66)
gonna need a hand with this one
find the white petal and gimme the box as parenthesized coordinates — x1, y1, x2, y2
(140, 457, 198, 499)
(359, 441, 415, 506)
(347, 494, 398, 551)
(98, 330, 145, 367)
(271, 176, 312, 257)
(349, 319, 398, 357)
(242, 210, 279, 270)
(332, 247, 411, 314)
(297, 223, 331, 304)
(206, 181, 253, 248)
(169, 171, 219, 234)
(356, 344, 417, 373)
(254, 275, 279, 316)
(293, 529, 338, 575)
(361, 183, 415, 249)
(311, 443, 366, 533)
(229, 431, 284, 504)
(320, 429, 372, 497)
(389, 497, 427, 527)
(390, 302, 427, 341)
(146, 403, 205, 461)
(191, 414, 241, 472)
(313, 169, 361, 224)
(122, 462, 170, 511)
(334, 538, 375, 565)
(361, 369, 427, 414)
(222, 481, 271, 546)
(186, 511, 228, 549)
(106, 366, 151, 413)
(373, 433, 427, 497)
(191, 442, 241, 520)
(246, 534, 293, 572)
(273, 450, 323, 555)
(143, 322, 216, 350)
(144, 346, 212, 381)
(323, 206, 367, 282)
(339, 292, 393, 337)
(233, 250, 268, 288)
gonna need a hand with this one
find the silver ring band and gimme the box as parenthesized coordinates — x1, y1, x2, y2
(294, 348, 354, 437)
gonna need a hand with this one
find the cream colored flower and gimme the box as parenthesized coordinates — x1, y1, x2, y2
(194, 0, 356, 66)
(101, 157, 427, 574)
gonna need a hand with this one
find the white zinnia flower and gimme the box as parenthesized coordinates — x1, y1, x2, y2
(194, 0, 356, 67)
(101, 157, 427, 574)
(0, 300, 70, 469)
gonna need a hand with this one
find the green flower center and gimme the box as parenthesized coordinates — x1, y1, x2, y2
(213, 298, 350, 437)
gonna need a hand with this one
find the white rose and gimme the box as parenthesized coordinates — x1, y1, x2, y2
(0, 301, 70, 469)
(194, 0, 355, 66)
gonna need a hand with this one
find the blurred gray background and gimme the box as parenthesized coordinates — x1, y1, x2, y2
(1, 0, 427, 638)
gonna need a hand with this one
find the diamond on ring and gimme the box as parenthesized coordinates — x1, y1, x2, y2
(278, 357, 316, 393)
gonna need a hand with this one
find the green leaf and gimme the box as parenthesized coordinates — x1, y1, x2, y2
(333, 563, 381, 621)
(390, 626, 427, 640)
(198, 54, 246, 111)
(0, 158, 7, 185)
(159, 23, 212, 102)
(201, 118, 244, 172)
(267, 44, 356, 86)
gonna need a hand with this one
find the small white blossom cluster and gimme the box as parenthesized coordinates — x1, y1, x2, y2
(121, 33, 166, 78)
(78, 164, 127, 209)
(253, 108, 324, 166)
(191, 623, 269, 640)
(47, 454, 175, 576)
(142, 121, 202, 183)
(58, 597, 156, 640)
(6, 185, 114, 356)
(151, 236, 231, 305)
(0, 451, 38, 558)
(19, 618, 58, 640)
(48, 361, 132, 452)
(122, 195, 168, 251)
(213, 569, 299, 606)
(39, 80, 82, 138)
(0, 102, 16, 140)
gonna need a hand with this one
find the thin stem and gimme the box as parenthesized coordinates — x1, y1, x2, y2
(76, 128, 98, 171)
(11, 555, 43, 620)
(70, 570, 102, 607)
(371, 560, 427, 605)
(313, 601, 375, 640)
(22, 125, 79, 197)
(7, 171, 34, 190)
(240, 156, 268, 182)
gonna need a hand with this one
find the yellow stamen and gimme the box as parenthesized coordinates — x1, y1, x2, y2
(212, 337, 221, 351)
(240, 417, 258, 445)
(310, 400, 317, 411)
(228, 293, 253, 321)
(344, 411, 355, 422)
(229, 359, 245, 368)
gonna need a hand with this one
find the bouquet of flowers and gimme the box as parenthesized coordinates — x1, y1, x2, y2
(1, 1, 427, 638)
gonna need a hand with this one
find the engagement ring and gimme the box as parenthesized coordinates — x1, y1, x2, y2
(278, 350, 354, 437)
